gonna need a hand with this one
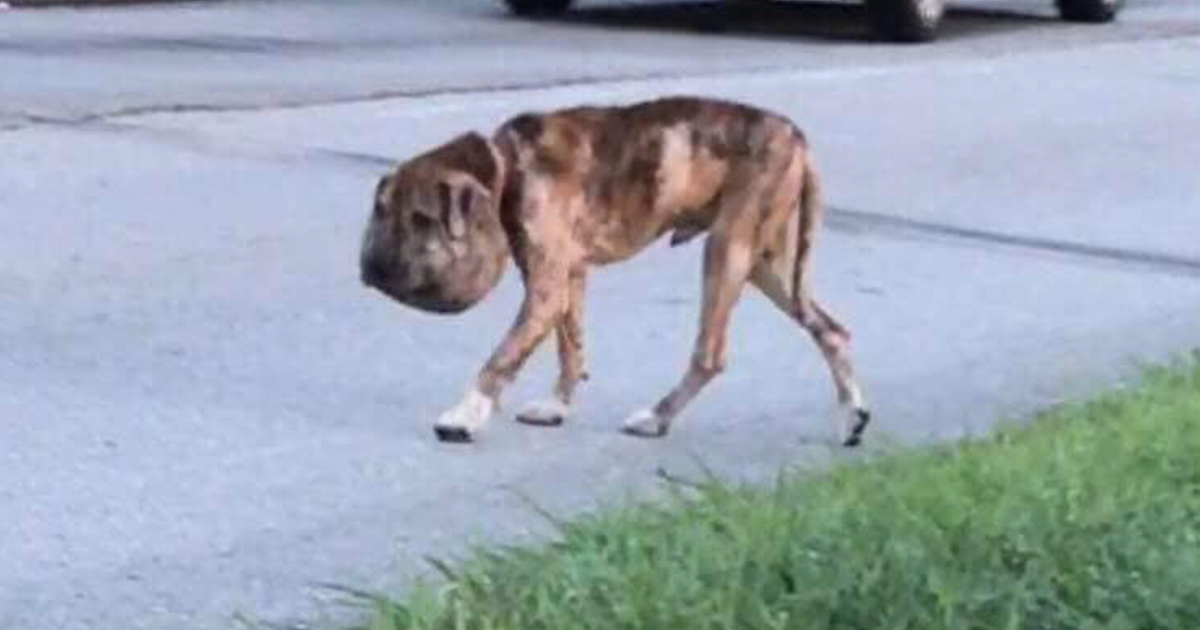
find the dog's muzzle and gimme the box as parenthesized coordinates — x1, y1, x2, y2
(360, 254, 391, 288)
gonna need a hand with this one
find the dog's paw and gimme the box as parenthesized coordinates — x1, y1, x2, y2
(433, 389, 495, 444)
(433, 425, 474, 443)
(837, 405, 871, 448)
(621, 408, 669, 438)
(516, 399, 568, 427)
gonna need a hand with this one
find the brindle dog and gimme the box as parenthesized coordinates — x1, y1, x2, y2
(360, 96, 871, 445)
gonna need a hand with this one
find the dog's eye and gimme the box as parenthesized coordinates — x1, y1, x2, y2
(411, 213, 436, 233)
(458, 187, 474, 217)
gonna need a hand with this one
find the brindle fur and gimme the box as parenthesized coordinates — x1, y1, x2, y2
(360, 96, 870, 445)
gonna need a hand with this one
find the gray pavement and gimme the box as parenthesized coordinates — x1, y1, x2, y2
(3, 1, 1200, 629)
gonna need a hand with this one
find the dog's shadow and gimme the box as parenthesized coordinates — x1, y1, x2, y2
(510, 0, 1058, 44)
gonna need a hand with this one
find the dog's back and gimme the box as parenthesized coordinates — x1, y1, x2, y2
(494, 96, 806, 264)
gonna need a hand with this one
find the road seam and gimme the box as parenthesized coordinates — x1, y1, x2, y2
(6, 32, 1200, 134)
(46, 117, 1200, 282)
(828, 207, 1200, 279)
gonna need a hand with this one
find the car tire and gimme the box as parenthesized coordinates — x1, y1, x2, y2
(865, 0, 946, 42)
(502, 0, 574, 17)
(1056, 0, 1122, 22)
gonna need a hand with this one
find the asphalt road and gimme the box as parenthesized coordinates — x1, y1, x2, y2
(3, 1, 1200, 629)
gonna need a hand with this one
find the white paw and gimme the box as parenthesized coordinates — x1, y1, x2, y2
(433, 389, 495, 443)
(621, 408, 669, 438)
(516, 398, 568, 427)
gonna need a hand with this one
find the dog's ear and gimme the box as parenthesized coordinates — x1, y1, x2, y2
(450, 132, 498, 190)
(429, 131, 501, 194)
(419, 131, 503, 241)
(437, 178, 490, 241)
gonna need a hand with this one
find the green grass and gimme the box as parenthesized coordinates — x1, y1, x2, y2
(346, 356, 1200, 630)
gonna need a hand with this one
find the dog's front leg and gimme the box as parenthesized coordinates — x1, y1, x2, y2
(517, 268, 588, 427)
(433, 265, 568, 443)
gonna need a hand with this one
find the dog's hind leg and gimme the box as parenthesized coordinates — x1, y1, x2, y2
(517, 268, 588, 427)
(748, 213, 870, 447)
(622, 228, 755, 438)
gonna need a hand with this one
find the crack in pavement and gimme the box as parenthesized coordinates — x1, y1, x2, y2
(6, 29, 1200, 135)
(30, 118, 1200, 282)
(49, 118, 400, 173)
(0, 63, 793, 134)
(0, 33, 479, 56)
(828, 207, 1200, 280)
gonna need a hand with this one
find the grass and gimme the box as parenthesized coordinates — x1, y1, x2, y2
(344, 356, 1200, 630)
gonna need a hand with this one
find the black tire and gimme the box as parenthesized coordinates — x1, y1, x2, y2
(1056, 0, 1122, 22)
(502, 0, 574, 17)
(864, 0, 945, 42)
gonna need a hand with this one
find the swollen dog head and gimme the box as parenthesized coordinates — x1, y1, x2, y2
(360, 132, 509, 314)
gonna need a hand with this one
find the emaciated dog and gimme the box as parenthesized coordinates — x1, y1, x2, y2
(359, 96, 871, 446)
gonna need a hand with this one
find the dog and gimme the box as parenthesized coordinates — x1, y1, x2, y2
(359, 95, 871, 446)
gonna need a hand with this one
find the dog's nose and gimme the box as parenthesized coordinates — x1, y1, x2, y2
(360, 256, 390, 287)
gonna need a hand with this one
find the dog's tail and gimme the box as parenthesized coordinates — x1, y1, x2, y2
(791, 155, 852, 338)
(790, 157, 824, 329)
